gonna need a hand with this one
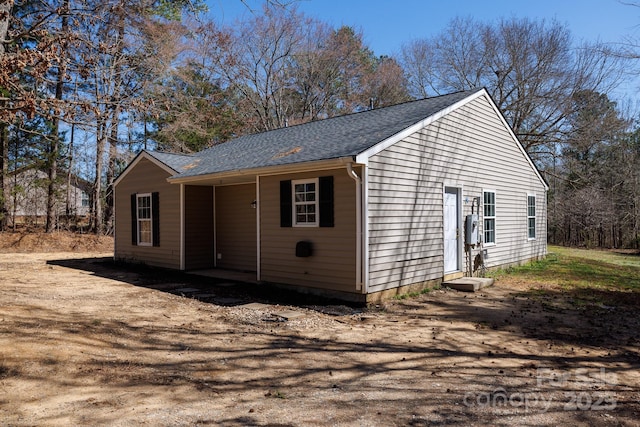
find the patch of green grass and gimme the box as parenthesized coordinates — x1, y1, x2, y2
(552, 245, 640, 268)
(393, 285, 441, 300)
(492, 245, 640, 292)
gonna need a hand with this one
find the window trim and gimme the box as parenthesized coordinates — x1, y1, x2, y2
(527, 194, 536, 240)
(137, 193, 153, 246)
(292, 178, 319, 227)
(81, 191, 90, 207)
(483, 189, 496, 246)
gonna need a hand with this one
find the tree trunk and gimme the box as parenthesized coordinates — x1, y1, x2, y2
(0, 1, 13, 232)
(65, 123, 74, 228)
(45, 0, 69, 232)
(0, 0, 12, 55)
(45, 137, 59, 232)
(93, 118, 106, 234)
(104, 106, 119, 233)
(102, 14, 125, 234)
(632, 174, 640, 249)
(0, 123, 7, 231)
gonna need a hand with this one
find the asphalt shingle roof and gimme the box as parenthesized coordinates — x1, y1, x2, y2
(161, 89, 482, 179)
(146, 151, 199, 172)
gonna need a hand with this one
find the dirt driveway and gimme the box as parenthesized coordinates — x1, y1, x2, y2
(1, 252, 639, 426)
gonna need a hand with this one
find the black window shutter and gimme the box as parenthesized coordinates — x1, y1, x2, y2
(280, 180, 292, 227)
(131, 194, 137, 245)
(319, 176, 334, 227)
(152, 192, 160, 247)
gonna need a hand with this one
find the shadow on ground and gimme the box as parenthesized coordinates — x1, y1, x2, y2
(47, 257, 363, 310)
(0, 254, 629, 425)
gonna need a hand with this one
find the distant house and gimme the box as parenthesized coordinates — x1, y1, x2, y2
(114, 88, 548, 302)
(5, 166, 91, 226)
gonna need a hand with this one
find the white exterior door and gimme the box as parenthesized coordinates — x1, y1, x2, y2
(444, 188, 460, 273)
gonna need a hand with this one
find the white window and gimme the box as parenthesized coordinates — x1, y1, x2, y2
(81, 191, 90, 207)
(137, 193, 152, 245)
(483, 190, 496, 245)
(527, 195, 536, 239)
(292, 179, 318, 227)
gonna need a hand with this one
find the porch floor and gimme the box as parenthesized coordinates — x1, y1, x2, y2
(188, 268, 258, 284)
(442, 277, 494, 292)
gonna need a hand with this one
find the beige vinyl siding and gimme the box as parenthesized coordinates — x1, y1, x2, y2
(260, 168, 357, 293)
(185, 185, 214, 270)
(114, 157, 181, 269)
(215, 183, 257, 272)
(367, 94, 547, 292)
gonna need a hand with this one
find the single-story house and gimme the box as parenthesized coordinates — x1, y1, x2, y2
(114, 88, 548, 302)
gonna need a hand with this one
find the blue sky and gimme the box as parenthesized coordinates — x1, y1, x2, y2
(208, 0, 640, 56)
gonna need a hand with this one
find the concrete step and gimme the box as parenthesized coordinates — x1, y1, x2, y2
(442, 277, 494, 292)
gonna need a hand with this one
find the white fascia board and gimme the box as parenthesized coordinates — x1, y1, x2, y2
(167, 157, 355, 185)
(113, 150, 178, 188)
(355, 89, 487, 165)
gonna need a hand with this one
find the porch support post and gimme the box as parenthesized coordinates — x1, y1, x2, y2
(256, 175, 261, 282)
(180, 183, 185, 270)
(213, 186, 217, 268)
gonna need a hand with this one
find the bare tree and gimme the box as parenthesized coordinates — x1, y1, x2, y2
(210, 4, 306, 131)
(206, 6, 408, 133)
(144, 19, 243, 152)
(68, 0, 204, 233)
(0, 0, 12, 144)
(361, 56, 411, 109)
(400, 38, 434, 99)
(45, 0, 71, 232)
(549, 91, 635, 248)
(288, 25, 385, 121)
(400, 17, 625, 157)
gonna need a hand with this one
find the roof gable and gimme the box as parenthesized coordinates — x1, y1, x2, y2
(480, 91, 549, 191)
(355, 89, 488, 163)
(356, 88, 548, 191)
(113, 150, 197, 188)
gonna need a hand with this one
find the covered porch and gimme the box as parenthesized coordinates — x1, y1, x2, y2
(182, 174, 258, 275)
